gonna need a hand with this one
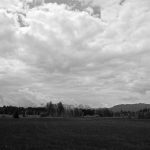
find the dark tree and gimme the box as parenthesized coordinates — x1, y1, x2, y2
(46, 101, 55, 116)
(57, 102, 64, 116)
(13, 109, 19, 119)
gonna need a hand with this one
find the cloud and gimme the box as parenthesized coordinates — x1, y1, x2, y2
(0, 0, 150, 107)
(0, 0, 21, 9)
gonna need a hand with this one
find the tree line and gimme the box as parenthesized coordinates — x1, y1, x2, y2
(0, 102, 150, 119)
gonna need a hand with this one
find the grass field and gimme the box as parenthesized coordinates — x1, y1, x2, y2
(0, 117, 150, 150)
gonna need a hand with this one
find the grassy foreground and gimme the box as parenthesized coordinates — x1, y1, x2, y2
(0, 117, 150, 150)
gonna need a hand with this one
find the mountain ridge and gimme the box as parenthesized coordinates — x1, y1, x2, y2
(110, 103, 150, 112)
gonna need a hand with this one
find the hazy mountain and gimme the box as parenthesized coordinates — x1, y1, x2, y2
(110, 103, 150, 112)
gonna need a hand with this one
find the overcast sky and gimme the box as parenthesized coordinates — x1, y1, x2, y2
(0, 0, 150, 107)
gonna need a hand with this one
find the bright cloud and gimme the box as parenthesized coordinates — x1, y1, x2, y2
(0, 0, 21, 9)
(0, 0, 150, 107)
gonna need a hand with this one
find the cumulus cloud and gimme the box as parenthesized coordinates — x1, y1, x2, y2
(0, 0, 150, 107)
(0, 0, 21, 9)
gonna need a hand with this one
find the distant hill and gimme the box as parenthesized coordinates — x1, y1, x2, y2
(110, 103, 150, 112)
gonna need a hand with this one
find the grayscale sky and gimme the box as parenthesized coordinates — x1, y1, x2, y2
(0, 0, 150, 107)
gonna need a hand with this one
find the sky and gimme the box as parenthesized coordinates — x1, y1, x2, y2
(0, 0, 150, 107)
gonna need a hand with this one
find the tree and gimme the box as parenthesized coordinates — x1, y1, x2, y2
(13, 109, 19, 119)
(74, 108, 82, 117)
(46, 101, 55, 116)
(103, 108, 113, 117)
(57, 102, 64, 116)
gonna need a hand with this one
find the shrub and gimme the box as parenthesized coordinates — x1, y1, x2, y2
(13, 110, 19, 119)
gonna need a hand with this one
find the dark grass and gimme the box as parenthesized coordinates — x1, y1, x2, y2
(0, 117, 150, 150)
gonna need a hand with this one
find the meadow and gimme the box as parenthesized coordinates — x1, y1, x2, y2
(0, 117, 150, 150)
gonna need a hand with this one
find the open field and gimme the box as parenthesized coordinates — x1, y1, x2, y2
(0, 118, 150, 150)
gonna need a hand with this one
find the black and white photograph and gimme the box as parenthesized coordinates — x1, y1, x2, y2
(0, 0, 150, 149)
